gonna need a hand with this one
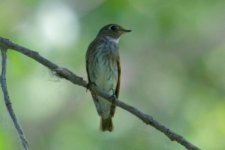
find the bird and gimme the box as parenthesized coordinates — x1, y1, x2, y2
(86, 24, 131, 132)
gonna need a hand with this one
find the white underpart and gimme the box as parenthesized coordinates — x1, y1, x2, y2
(93, 51, 118, 119)
(106, 36, 120, 44)
(89, 36, 119, 119)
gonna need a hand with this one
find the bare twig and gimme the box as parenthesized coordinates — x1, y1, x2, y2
(0, 46, 29, 150)
(0, 37, 201, 150)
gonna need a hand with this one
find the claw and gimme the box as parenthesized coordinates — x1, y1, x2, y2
(110, 89, 117, 104)
(109, 89, 117, 116)
(86, 81, 96, 92)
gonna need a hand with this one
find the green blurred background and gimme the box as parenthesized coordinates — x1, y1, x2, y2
(1, 0, 225, 149)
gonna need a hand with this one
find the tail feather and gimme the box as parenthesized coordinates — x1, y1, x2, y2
(100, 118, 113, 132)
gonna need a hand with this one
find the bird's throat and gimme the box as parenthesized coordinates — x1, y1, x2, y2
(105, 36, 120, 44)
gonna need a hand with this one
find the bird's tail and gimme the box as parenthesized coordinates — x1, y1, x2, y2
(100, 117, 113, 132)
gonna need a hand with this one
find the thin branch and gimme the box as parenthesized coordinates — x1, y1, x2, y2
(0, 37, 201, 150)
(0, 46, 29, 150)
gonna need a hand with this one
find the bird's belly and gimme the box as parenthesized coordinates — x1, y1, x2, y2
(91, 59, 118, 93)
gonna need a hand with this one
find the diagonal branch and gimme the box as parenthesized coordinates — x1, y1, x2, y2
(0, 46, 29, 150)
(0, 37, 201, 150)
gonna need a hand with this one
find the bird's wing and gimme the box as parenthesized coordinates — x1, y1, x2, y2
(86, 39, 103, 116)
(110, 58, 121, 117)
(85, 39, 97, 83)
(115, 59, 121, 98)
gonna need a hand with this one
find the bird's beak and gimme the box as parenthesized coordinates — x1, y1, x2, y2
(122, 29, 132, 33)
(121, 28, 132, 33)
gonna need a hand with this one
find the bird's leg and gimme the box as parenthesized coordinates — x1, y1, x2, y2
(110, 89, 117, 104)
(86, 81, 96, 92)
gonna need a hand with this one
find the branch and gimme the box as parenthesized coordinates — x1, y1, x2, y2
(0, 46, 29, 150)
(0, 37, 201, 150)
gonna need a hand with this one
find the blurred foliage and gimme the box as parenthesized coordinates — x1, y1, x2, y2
(1, 0, 225, 150)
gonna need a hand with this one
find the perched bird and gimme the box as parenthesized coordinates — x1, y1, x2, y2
(86, 24, 131, 132)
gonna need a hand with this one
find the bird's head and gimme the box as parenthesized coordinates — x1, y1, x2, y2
(97, 24, 131, 39)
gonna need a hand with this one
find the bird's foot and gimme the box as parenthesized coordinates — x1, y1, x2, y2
(109, 89, 117, 116)
(109, 89, 117, 104)
(86, 81, 96, 92)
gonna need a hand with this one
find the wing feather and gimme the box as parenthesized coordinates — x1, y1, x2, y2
(110, 59, 121, 116)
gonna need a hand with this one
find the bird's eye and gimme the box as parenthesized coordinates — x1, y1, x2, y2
(110, 25, 118, 31)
